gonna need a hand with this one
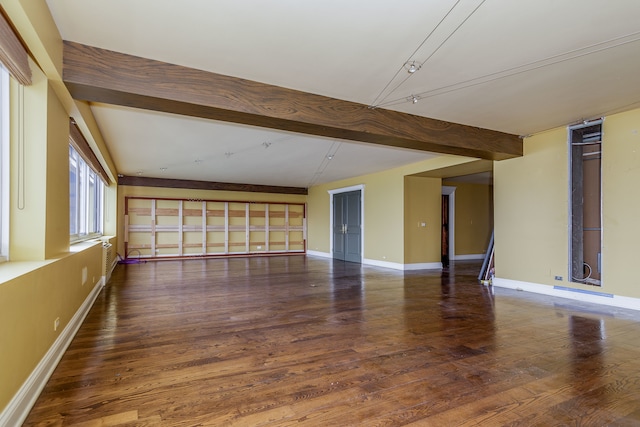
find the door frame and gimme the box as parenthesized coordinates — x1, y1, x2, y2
(328, 184, 364, 262)
(442, 186, 456, 263)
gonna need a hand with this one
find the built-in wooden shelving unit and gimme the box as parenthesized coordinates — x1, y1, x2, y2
(124, 197, 306, 259)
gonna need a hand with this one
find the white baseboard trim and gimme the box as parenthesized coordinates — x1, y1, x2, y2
(492, 277, 640, 311)
(453, 254, 485, 261)
(404, 262, 443, 271)
(0, 279, 104, 427)
(306, 250, 332, 259)
(363, 258, 404, 270)
(307, 252, 442, 271)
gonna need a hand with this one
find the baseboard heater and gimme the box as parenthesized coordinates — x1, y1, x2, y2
(102, 242, 117, 284)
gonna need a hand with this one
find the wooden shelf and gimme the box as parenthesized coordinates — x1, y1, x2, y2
(124, 197, 306, 259)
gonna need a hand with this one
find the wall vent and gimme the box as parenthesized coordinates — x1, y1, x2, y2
(101, 242, 117, 284)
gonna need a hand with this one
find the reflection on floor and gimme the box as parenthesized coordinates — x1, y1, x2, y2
(24, 257, 640, 426)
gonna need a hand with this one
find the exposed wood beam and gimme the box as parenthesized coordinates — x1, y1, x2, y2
(118, 175, 308, 195)
(62, 41, 522, 161)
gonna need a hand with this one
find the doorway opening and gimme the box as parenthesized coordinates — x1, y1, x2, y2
(441, 186, 456, 269)
(442, 194, 450, 268)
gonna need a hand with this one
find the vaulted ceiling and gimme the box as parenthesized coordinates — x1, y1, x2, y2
(44, 0, 640, 189)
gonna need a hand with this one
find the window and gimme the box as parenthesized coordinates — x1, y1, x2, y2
(569, 120, 603, 286)
(0, 65, 9, 260)
(69, 144, 104, 242)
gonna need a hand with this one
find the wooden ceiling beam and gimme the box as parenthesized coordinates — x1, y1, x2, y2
(118, 175, 307, 195)
(62, 41, 522, 161)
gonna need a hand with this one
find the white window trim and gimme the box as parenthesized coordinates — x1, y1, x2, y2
(69, 144, 104, 244)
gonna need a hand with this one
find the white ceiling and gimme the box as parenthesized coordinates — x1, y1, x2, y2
(45, 0, 640, 187)
(90, 103, 432, 187)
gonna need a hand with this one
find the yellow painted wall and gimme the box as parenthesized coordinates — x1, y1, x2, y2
(307, 169, 404, 263)
(0, 245, 102, 410)
(361, 169, 405, 263)
(103, 184, 118, 247)
(306, 185, 331, 253)
(307, 156, 478, 264)
(0, 60, 106, 412)
(404, 176, 441, 264)
(10, 59, 71, 260)
(495, 108, 640, 299)
(117, 185, 306, 257)
(443, 182, 493, 256)
(9, 61, 47, 260)
(601, 110, 640, 298)
(45, 79, 71, 258)
(494, 126, 569, 285)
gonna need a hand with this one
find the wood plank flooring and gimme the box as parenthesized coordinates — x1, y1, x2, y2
(23, 256, 640, 426)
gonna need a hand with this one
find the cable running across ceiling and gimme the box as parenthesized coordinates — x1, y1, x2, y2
(369, 0, 486, 109)
(368, 0, 462, 108)
(375, 30, 640, 110)
(307, 141, 342, 188)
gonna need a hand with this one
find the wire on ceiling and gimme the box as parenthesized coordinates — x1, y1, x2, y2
(307, 141, 341, 187)
(368, 0, 462, 108)
(369, 0, 487, 109)
(375, 29, 640, 110)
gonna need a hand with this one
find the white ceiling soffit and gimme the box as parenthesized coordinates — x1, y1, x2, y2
(444, 172, 493, 186)
(46, 0, 640, 185)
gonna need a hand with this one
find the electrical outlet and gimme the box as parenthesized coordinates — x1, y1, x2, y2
(554, 275, 563, 281)
(82, 267, 88, 285)
(54, 317, 60, 331)
(257, 245, 262, 250)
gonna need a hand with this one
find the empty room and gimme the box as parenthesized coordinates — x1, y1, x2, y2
(1, 1, 640, 425)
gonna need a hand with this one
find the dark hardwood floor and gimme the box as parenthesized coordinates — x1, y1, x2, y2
(24, 256, 640, 426)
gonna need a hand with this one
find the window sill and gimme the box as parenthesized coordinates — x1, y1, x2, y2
(0, 259, 56, 284)
(70, 239, 101, 252)
(70, 233, 103, 245)
(0, 242, 101, 285)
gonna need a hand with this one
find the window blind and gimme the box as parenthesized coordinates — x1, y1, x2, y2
(69, 119, 109, 184)
(0, 8, 31, 85)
